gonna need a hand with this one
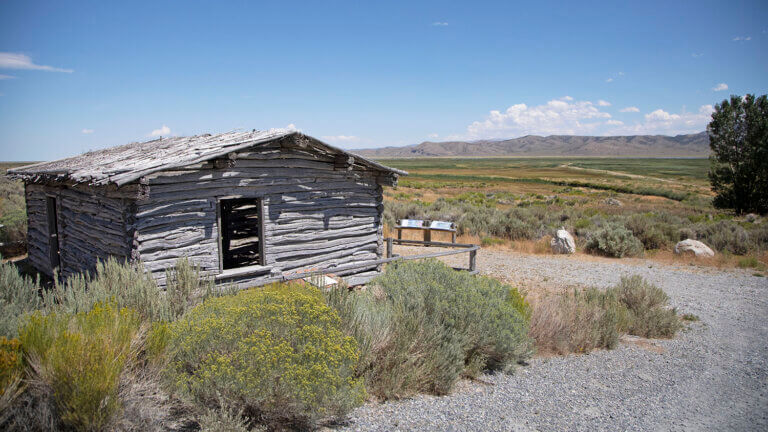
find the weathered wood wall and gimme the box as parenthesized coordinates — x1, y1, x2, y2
(135, 139, 385, 286)
(24, 184, 131, 278)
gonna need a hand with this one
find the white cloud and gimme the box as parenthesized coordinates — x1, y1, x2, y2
(597, 100, 611, 107)
(606, 105, 714, 135)
(456, 98, 713, 139)
(321, 135, 359, 143)
(645, 109, 679, 122)
(691, 53, 703, 58)
(732, 36, 751, 41)
(81, 128, 94, 134)
(712, 83, 728, 91)
(431, 22, 449, 26)
(267, 123, 299, 134)
(428, 133, 439, 139)
(0, 52, 73, 73)
(150, 125, 171, 137)
(606, 71, 625, 83)
(0, 74, 14, 80)
(462, 97, 612, 139)
(322, 135, 359, 142)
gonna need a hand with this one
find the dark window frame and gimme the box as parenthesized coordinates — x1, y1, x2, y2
(216, 197, 266, 271)
(45, 195, 62, 271)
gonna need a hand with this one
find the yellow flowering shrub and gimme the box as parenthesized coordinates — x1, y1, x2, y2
(18, 303, 141, 431)
(0, 336, 23, 397)
(160, 282, 365, 429)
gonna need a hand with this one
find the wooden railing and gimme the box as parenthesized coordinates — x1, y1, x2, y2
(278, 237, 479, 284)
(385, 237, 478, 273)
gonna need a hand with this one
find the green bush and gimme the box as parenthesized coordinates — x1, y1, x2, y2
(624, 214, 674, 250)
(585, 225, 644, 258)
(331, 260, 532, 399)
(0, 259, 41, 338)
(18, 303, 142, 431)
(573, 218, 591, 230)
(159, 283, 364, 430)
(699, 220, 751, 255)
(615, 275, 681, 338)
(481, 237, 505, 247)
(737, 256, 766, 270)
(749, 223, 768, 252)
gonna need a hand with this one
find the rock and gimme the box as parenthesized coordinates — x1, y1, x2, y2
(551, 227, 576, 254)
(674, 239, 715, 257)
(745, 213, 759, 223)
(604, 197, 623, 206)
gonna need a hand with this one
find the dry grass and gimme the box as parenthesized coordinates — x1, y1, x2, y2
(508, 237, 552, 254)
(528, 276, 682, 356)
(645, 249, 768, 272)
(529, 290, 618, 355)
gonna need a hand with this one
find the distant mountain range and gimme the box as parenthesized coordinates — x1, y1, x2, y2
(353, 132, 710, 158)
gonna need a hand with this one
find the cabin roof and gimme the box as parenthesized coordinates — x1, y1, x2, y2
(8, 130, 406, 187)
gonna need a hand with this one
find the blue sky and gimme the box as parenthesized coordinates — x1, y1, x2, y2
(1, 0, 767, 161)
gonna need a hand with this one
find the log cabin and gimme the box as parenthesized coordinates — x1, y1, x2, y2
(7, 130, 406, 287)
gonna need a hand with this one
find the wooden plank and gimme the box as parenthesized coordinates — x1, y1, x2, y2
(258, 198, 266, 266)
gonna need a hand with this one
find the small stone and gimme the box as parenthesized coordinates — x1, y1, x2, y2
(604, 197, 623, 206)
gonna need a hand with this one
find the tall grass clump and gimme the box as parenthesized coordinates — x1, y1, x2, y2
(42, 257, 212, 322)
(616, 275, 681, 338)
(328, 260, 532, 399)
(18, 303, 142, 431)
(530, 288, 622, 354)
(157, 282, 364, 430)
(530, 275, 681, 354)
(0, 258, 41, 338)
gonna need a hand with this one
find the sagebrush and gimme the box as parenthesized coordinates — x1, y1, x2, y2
(328, 259, 532, 399)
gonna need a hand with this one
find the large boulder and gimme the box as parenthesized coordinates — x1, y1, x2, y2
(674, 239, 715, 258)
(551, 227, 576, 254)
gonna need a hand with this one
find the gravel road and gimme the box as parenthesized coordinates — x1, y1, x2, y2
(337, 247, 768, 431)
